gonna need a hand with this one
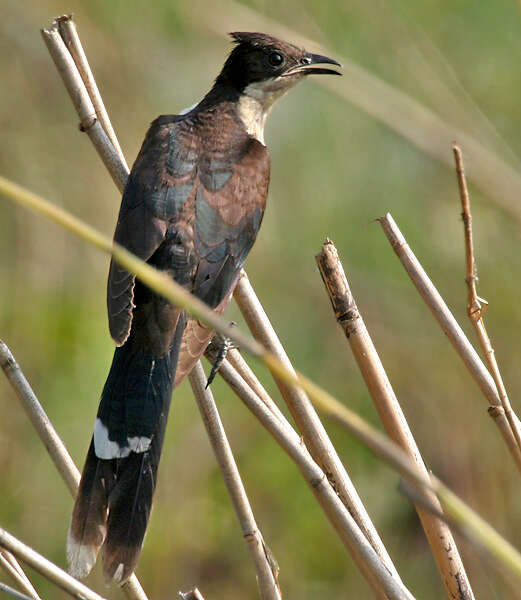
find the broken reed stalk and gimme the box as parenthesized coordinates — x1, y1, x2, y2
(212, 357, 415, 600)
(0, 528, 108, 600)
(379, 213, 521, 472)
(0, 550, 42, 600)
(188, 361, 282, 600)
(41, 14, 402, 597)
(233, 271, 403, 589)
(0, 342, 149, 600)
(453, 144, 521, 456)
(316, 239, 474, 600)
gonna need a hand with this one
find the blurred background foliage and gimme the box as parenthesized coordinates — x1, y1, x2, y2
(1, 0, 521, 598)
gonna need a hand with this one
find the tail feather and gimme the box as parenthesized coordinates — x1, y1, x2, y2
(67, 316, 185, 583)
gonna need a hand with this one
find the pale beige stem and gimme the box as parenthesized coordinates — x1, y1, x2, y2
(0, 550, 42, 600)
(214, 357, 416, 600)
(0, 528, 107, 600)
(41, 21, 128, 192)
(189, 361, 282, 600)
(56, 15, 129, 172)
(316, 239, 474, 600)
(453, 144, 521, 459)
(233, 271, 403, 589)
(379, 213, 521, 472)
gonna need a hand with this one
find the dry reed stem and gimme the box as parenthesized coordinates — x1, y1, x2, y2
(316, 239, 474, 600)
(379, 213, 521, 472)
(55, 16, 129, 172)
(233, 271, 403, 590)
(0, 550, 42, 600)
(0, 582, 36, 600)
(0, 528, 108, 600)
(188, 361, 282, 600)
(41, 20, 127, 193)
(213, 357, 415, 600)
(453, 144, 521, 456)
(0, 342, 149, 600)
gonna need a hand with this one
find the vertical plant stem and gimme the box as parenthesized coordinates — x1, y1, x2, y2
(453, 144, 521, 457)
(56, 16, 129, 171)
(316, 239, 474, 600)
(379, 213, 521, 472)
(189, 361, 282, 600)
(233, 271, 403, 587)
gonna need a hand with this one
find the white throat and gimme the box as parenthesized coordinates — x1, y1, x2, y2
(237, 77, 298, 145)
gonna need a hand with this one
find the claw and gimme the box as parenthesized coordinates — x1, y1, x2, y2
(205, 323, 237, 388)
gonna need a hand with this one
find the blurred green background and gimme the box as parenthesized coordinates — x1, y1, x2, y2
(2, 0, 521, 598)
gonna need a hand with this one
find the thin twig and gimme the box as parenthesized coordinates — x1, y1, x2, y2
(0, 582, 36, 600)
(379, 212, 521, 472)
(0, 551, 41, 600)
(233, 271, 403, 590)
(0, 528, 108, 600)
(0, 342, 148, 600)
(453, 144, 521, 456)
(213, 357, 415, 600)
(316, 239, 474, 600)
(188, 361, 282, 600)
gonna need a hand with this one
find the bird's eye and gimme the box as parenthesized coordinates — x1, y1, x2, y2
(268, 52, 284, 67)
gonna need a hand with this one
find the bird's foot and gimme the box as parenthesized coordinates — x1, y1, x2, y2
(205, 323, 237, 388)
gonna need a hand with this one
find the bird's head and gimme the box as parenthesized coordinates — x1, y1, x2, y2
(216, 32, 341, 101)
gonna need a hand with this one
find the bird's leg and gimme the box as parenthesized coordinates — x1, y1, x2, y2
(205, 323, 237, 388)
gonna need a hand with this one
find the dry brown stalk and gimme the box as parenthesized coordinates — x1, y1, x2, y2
(188, 361, 282, 600)
(379, 213, 521, 472)
(0, 550, 42, 600)
(0, 527, 108, 600)
(316, 239, 474, 600)
(213, 357, 415, 600)
(453, 144, 521, 457)
(0, 342, 149, 600)
(233, 271, 403, 590)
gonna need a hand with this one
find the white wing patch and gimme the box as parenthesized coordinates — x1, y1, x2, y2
(93, 419, 151, 459)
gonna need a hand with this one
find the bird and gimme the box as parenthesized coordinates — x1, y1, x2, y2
(67, 31, 341, 584)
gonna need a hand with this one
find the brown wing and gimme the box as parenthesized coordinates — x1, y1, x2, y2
(107, 116, 198, 345)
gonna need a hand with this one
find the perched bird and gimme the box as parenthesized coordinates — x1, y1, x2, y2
(67, 31, 340, 584)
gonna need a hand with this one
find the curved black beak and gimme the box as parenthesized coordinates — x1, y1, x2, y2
(283, 52, 342, 77)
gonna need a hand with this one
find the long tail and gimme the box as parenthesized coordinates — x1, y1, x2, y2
(67, 317, 185, 584)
